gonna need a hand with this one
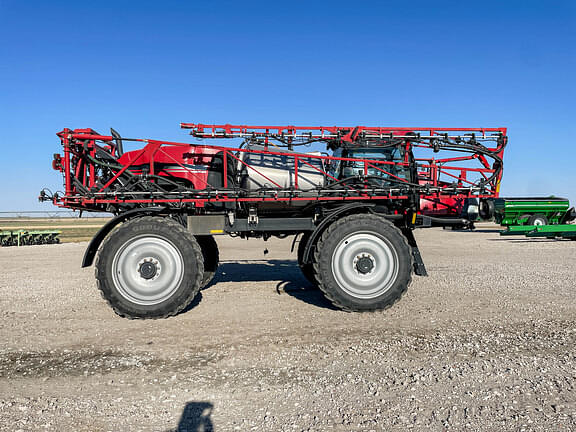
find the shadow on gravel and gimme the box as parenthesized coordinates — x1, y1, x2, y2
(276, 280, 338, 310)
(211, 259, 300, 283)
(181, 291, 204, 314)
(486, 238, 565, 243)
(207, 259, 337, 310)
(168, 401, 214, 432)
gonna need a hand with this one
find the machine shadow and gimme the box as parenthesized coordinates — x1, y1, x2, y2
(205, 259, 337, 310)
(211, 259, 299, 283)
(168, 401, 214, 432)
(486, 238, 562, 243)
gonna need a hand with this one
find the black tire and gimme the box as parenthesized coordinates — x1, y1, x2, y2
(527, 214, 548, 226)
(314, 214, 412, 312)
(196, 235, 219, 288)
(479, 199, 495, 220)
(95, 216, 204, 319)
(297, 232, 318, 286)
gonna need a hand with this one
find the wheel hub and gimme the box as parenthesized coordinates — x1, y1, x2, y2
(112, 235, 184, 306)
(331, 232, 399, 299)
(354, 254, 375, 274)
(137, 258, 161, 280)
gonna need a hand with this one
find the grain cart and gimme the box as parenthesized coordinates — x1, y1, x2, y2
(492, 197, 576, 234)
(40, 124, 507, 318)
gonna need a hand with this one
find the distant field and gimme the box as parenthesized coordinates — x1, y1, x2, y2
(0, 218, 110, 243)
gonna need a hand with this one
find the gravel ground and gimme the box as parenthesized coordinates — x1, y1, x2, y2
(0, 223, 575, 431)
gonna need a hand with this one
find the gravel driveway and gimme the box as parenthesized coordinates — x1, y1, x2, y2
(0, 224, 575, 431)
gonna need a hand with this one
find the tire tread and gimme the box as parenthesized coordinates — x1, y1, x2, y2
(313, 213, 413, 312)
(95, 216, 204, 319)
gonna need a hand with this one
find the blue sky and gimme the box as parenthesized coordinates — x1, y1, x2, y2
(0, 1, 575, 212)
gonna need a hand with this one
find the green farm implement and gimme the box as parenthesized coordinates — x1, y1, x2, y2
(494, 197, 574, 227)
(494, 197, 576, 239)
(0, 230, 61, 247)
(525, 224, 576, 240)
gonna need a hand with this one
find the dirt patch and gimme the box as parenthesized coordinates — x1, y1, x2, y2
(0, 224, 575, 431)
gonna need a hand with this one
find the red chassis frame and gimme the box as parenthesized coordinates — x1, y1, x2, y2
(49, 124, 507, 217)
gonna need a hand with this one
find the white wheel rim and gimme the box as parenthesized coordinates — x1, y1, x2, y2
(112, 235, 184, 305)
(331, 232, 399, 299)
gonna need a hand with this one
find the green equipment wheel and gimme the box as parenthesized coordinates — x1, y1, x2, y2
(528, 214, 548, 226)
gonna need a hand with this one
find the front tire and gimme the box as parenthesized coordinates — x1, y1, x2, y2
(314, 214, 412, 312)
(95, 216, 204, 319)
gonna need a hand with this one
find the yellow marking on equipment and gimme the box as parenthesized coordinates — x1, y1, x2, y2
(412, 213, 417, 224)
(496, 180, 501, 194)
(210, 229, 224, 234)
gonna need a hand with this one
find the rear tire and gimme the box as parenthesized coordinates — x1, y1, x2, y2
(314, 214, 412, 312)
(95, 216, 204, 319)
(196, 235, 219, 288)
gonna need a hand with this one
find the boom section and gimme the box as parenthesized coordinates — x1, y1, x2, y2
(46, 125, 507, 214)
